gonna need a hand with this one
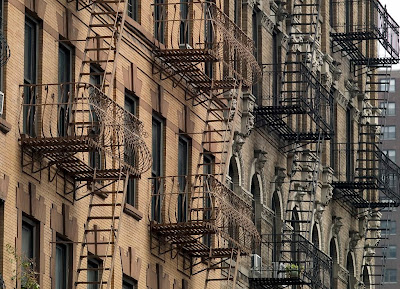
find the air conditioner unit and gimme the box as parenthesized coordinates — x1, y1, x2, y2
(179, 43, 193, 49)
(251, 254, 262, 272)
(0, 91, 4, 117)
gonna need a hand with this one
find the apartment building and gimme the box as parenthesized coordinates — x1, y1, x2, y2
(376, 69, 400, 288)
(0, 0, 398, 289)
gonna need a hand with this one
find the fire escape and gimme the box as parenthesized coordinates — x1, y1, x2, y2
(19, 1, 152, 289)
(150, 1, 261, 288)
(250, 1, 333, 288)
(331, 0, 400, 286)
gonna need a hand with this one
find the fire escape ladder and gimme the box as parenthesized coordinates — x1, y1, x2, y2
(74, 172, 129, 289)
(77, 0, 127, 95)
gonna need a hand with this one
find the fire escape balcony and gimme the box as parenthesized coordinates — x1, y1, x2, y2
(152, 1, 261, 96)
(18, 83, 152, 182)
(331, 0, 400, 68)
(332, 142, 400, 208)
(249, 233, 332, 289)
(149, 174, 260, 259)
(255, 63, 334, 142)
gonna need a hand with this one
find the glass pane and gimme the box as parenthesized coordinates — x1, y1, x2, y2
(56, 244, 67, 289)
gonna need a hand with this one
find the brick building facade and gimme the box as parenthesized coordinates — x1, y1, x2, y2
(0, 0, 398, 289)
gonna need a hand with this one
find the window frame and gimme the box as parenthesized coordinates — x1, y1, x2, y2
(23, 15, 39, 136)
(122, 274, 138, 289)
(87, 258, 102, 289)
(55, 236, 72, 289)
(127, 0, 139, 22)
(154, 0, 165, 44)
(124, 91, 139, 208)
(58, 42, 73, 137)
(177, 135, 190, 222)
(384, 268, 397, 283)
(151, 115, 164, 222)
(383, 126, 396, 140)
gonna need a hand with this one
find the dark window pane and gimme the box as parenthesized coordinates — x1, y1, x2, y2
(55, 243, 67, 289)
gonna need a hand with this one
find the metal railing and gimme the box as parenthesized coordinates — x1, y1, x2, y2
(18, 82, 152, 176)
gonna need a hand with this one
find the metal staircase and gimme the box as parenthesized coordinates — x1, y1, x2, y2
(149, 2, 260, 289)
(255, 0, 333, 145)
(19, 1, 152, 288)
(250, 1, 333, 288)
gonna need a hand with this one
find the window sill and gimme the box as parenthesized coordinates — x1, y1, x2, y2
(124, 203, 143, 221)
(0, 118, 11, 134)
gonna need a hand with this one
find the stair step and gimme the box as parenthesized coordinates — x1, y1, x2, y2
(83, 241, 115, 245)
(85, 228, 118, 232)
(78, 267, 111, 272)
(80, 254, 113, 259)
(89, 23, 116, 28)
(85, 47, 115, 51)
(89, 203, 122, 207)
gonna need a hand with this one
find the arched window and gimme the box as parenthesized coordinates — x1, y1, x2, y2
(330, 238, 339, 289)
(346, 252, 355, 289)
(227, 157, 240, 192)
(312, 224, 319, 248)
(363, 267, 370, 289)
(272, 192, 282, 262)
(291, 207, 300, 264)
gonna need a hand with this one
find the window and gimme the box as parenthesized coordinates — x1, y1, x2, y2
(204, 0, 214, 78)
(383, 126, 396, 140)
(178, 136, 189, 222)
(346, 108, 353, 180)
(345, 0, 352, 32)
(384, 269, 397, 283)
(22, 217, 39, 287)
(234, 0, 241, 26)
(87, 259, 102, 289)
(380, 79, 396, 92)
(252, 9, 260, 101)
(154, 0, 165, 43)
(127, 0, 138, 21)
(202, 154, 213, 246)
(151, 116, 163, 222)
(385, 245, 397, 259)
(381, 220, 396, 235)
(55, 238, 71, 289)
(122, 275, 137, 289)
(24, 16, 39, 136)
(179, 0, 190, 46)
(89, 65, 102, 169)
(383, 150, 396, 163)
(58, 43, 73, 137)
(380, 102, 396, 116)
(124, 92, 138, 207)
(329, 0, 335, 27)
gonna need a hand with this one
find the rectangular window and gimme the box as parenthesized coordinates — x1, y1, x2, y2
(346, 108, 353, 180)
(58, 43, 73, 137)
(383, 150, 396, 163)
(203, 154, 213, 246)
(55, 239, 71, 289)
(380, 79, 396, 92)
(127, 0, 138, 21)
(381, 220, 397, 235)
(22, 217, 39, 287)
(384, 245, 397, 259)
(122, 275, 137, 289)
(380, 102, 396, 116)
(124, 92, 138, 207)
(87, 259, 102, 289)
(178, 136, 189, 222)
(89, 65, 103, 169)
(151, 116, 163, 222)
(384, 269, 397, 283)
(179, 0, 190, 46)
(154, 0, 165, 44)
(383, 126, 396, 140)
(24, 16, 39, 136)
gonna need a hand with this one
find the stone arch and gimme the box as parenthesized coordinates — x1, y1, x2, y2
(363, 266, 371, 289)
(346, 251, 356, 289)
(329, 238, 339, 289)
(228, 156, 241, 191)
(251, 174, 262, 233)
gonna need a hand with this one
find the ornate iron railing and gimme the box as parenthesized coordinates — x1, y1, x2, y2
(249, 233, 332, 289)
(153, 1, 261, 86)
(18, 82, 152, 176)
(149, 174, 260, 254)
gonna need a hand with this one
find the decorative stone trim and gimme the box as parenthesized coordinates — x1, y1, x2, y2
(261, 11, 275, 34)
(321, 166, 334, 204)
(241, 93, 256, 137)
(332, 216, 343, 237)
(338, 265, 350, 284)
(334, 90, 349, 109)
(349, 231, 361, 251)
(0, 174, 9, 202)
(120, 246, 142, 281)
(255, 150, 268, 174)
(261, 205, 275, 224)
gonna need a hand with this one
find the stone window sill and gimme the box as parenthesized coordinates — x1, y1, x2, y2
(124, 203, 143, 221)
(0, 118, 11, 134)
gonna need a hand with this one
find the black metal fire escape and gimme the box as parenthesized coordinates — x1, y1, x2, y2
(250, 1, 333, 288)
(330, 0, 400, 287)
